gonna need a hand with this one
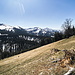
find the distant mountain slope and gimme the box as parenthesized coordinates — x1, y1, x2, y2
(25, 27, 59, 36)
(0, 24, 59, 36)
(0, 24, 28, 35)
(0, 36, 75, 75)
(0, 24, 14, 31)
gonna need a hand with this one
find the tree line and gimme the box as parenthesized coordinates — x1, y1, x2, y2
(54, 18, 75, 40)
(40, 18, 75, 45)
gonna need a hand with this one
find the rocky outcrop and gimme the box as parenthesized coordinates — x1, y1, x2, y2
(51, 48, 75, 75)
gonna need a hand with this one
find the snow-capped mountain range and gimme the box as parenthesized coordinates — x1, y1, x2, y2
(0, 24, 59, 36)
(25, 27, 59, 36)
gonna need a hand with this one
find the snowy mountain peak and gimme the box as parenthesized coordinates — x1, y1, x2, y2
(14, 26, 23, 29)
(34, 27, 41, 29)
(0, 24, 14, 31)
(44, 28, 53, 31)
(0, 24, 24, 32)
(25, 27, 59, 36)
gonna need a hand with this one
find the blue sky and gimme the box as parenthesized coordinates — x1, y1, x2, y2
(0, 0, 75, 29)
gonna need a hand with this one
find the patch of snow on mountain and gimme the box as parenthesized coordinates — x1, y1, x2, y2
(26, 28, 35, 31)
(0, 24, 14, 32)
(44, 28, 53, 31)
(14, 26, 23, 29)
(42, 30, 46, 34)
(33, 29, 40, 33)
(15, 26, 20, 29)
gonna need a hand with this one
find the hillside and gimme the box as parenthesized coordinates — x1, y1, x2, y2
(0, 36, 75, 75)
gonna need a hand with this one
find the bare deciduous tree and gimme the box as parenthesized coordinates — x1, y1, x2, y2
(62, 18, 73, 31)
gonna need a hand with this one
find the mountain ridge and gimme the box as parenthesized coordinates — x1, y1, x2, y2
(25, 27, 59, 36)
(0, 24, 59, 36)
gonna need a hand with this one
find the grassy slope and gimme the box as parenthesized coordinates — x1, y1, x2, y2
(0, 36, 75, 75)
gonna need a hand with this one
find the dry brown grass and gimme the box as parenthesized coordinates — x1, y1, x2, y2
(0, 36, 75, 75)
